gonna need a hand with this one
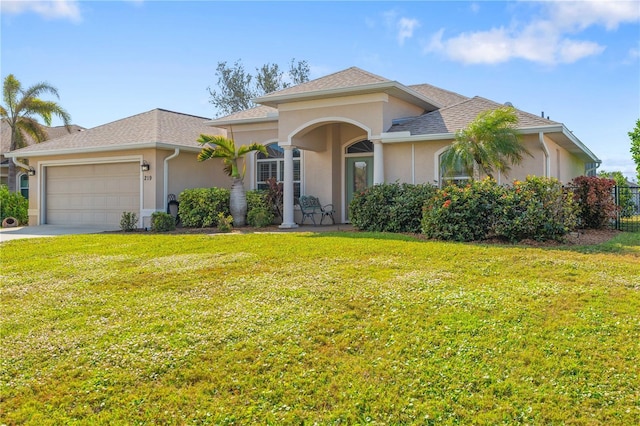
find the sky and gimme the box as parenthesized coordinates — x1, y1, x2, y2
(2, 0, 639, 180)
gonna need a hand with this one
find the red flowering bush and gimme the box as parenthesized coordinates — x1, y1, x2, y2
(570, 176, 617, 229)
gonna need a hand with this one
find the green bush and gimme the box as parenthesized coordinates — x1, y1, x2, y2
(350, 182, 437, 233)
(150, 211, 176, 232)
(217, 212, 233, 233)
(120, 212, 138, 232)
(0, 184, 28, 226)
(570, 176, 617, 229)
(494, 176, 577, 242)
(247, 206, 274, 228)
(178, 187, 230, 228)
(422, 179, 502, 242)
(246, 189, 269, 211)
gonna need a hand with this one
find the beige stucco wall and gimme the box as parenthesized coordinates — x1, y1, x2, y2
(24, 147, 231, 226)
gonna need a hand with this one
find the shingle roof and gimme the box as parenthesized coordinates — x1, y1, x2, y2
(1, 119, 85, 154)
(7, 109, 223, 156)
(253, 66, 441, 111)
(260, 67, 391, 98)
(407, 84, 469, 108)
(210, 105, 277, 125)
(387, 96, 558, 135)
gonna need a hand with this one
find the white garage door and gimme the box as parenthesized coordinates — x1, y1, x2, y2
(46, 163, 140, 226)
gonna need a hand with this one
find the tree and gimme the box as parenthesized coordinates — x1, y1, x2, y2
(196, 133, 267, 227)
(630, 119, 640, 183)
(599, 170, 634, 217)
(1, 74, 71, 192)
(440, 106, 530, 181)
(208, 59, 310, 116)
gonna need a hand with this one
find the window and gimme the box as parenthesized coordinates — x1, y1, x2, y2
(439, 153, 471, 187)
(346, 140, 373, 154)
(256, 143, 301, 199)
(19, 173, 29, 199)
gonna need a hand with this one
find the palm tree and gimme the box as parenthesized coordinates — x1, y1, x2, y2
(1, 74, 72, 192)
(197, 134, 267, 226)
(440, 106, 530, 181)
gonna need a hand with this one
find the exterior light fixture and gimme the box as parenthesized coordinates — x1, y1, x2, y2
(141, 161, 150, 172)
(28, 167, 36, 176)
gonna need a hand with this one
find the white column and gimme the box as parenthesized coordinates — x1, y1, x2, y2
(373, 139, 384, 184)
(279, 145, 299, 229)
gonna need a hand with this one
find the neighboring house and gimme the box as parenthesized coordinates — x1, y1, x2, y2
(5, 109, 227, 228)
(0, 119, 85, 196)
(6, 67, 601, 228)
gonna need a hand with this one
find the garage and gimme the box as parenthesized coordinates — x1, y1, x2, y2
(45, 162, 140, 226)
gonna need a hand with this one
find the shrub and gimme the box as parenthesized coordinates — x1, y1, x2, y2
(151, 212, 176, 232)
(422, 178, 502, 242)
(217, 212, 233, 233)
(494, 176, 578, 242)
(350, 182, 437, 233)
(178, 187, 230, 228)
(246, 189, 270, 211)
(247, 206, 274, 228)
(120, 212, 138, 232)
(0, 184, 28, 226)
(570, 176, 617, 229)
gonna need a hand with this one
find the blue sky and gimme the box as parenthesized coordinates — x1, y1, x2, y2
(2, 0, 639, 180)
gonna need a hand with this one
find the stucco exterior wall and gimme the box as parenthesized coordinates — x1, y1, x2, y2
(161, 150, 229, 205)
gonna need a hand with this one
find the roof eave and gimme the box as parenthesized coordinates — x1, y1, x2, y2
(519, 125, 600, 163)
(381, 131, 455, 143)
(4, 142, 201, 158)
(254, 81, 442, 111)
(206, 115, 278, 127)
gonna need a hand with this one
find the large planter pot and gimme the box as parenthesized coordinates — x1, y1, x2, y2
(2, 217, 19, 228)
(229, 178, 247, 227)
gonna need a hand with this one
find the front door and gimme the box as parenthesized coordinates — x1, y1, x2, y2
(346, 156, 374, 220)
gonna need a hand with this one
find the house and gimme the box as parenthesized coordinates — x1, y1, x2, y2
(210, 67, 600, 227)
(5, 67, 600, 228)
(0, 119, 85, 196)
(4, 109, 227, 228)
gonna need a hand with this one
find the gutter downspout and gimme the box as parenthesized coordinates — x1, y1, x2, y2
(585, 160, 602, 176)
(538, 132, 550, 178)
(11, 156, 31, 172)
(163, 149, 180, 204)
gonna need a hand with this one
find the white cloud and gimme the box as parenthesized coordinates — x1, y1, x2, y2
(397, 17, 420, 46)
(381, 9, 420, 46)
(1, 0, 82, 22)
(425, 0, 638, 65)
(548, 0, 640, 31)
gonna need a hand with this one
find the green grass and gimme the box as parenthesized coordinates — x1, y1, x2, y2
(1, 232, 639, 425)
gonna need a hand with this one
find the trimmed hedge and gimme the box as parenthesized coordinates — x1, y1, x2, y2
(422, 177, 578, 242)
(178, 187, 230, 228)
(422, 179, 500, 242)
(349, 182, 437, 233)
(494, 176, 577, 242)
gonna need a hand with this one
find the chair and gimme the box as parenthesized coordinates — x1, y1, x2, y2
(298, 195, 335, 226)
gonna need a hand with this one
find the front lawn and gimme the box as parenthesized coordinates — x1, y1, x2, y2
(1, 232, 639, 424)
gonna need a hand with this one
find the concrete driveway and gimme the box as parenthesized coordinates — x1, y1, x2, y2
(0, 225, 119, 242)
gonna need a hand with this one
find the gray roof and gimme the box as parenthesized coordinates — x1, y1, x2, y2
(260, 67, 391, 98)
(6, 109, 222, 157)
(252, 66, 441, 111)
(407, 84, 469, 108)
(1, 119, 85, 154)
(387, 96, 558, 135)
